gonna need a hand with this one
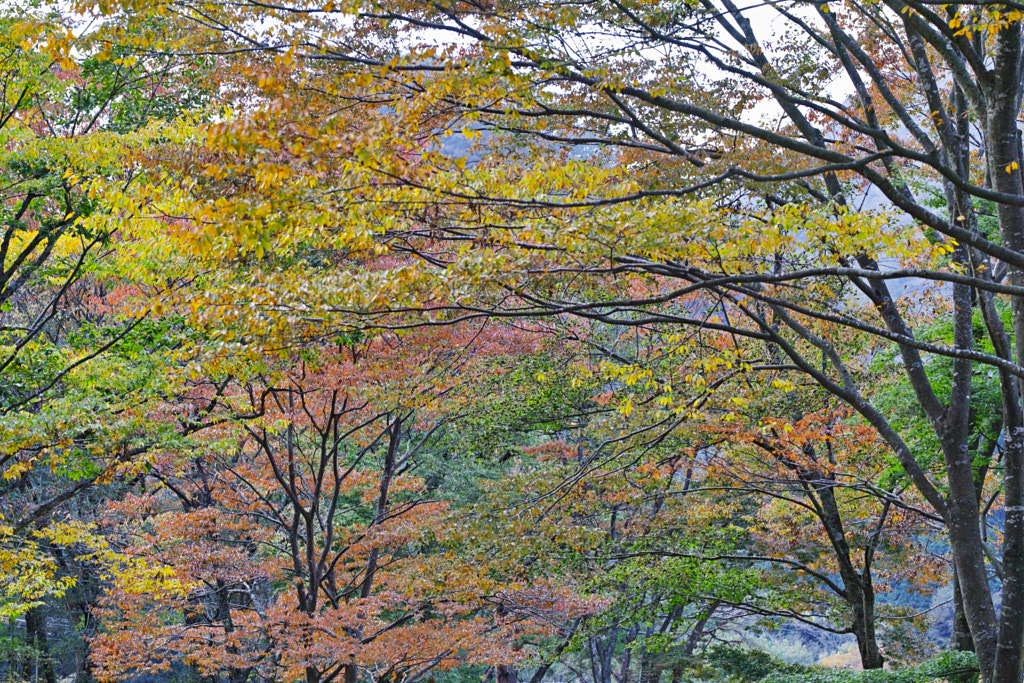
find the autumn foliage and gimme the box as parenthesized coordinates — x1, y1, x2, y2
(12, 0, 1024, 682)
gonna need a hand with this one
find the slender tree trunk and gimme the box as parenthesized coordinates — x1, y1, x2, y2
(638, 649, 660, 683)
(530, 620, 581, 683)
(682, 601, 718, 658)
(950, 569, 975, 652)
(617, 626, 638, 683)
(362, 415, 401, 599)
(589, 637, 602, 683)
(812, 476, 884, 670)
(589, 625, 618, 683)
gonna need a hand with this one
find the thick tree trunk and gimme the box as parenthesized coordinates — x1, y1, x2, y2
(24, 607, 56, 683)
(529, 660, 555, 683)
(214, 579, 250, 683)
(848, 584, 882, 671)
(497, 665, 518, 683)
(943, 495, 999, 680)
(984, 21, 1024, 683)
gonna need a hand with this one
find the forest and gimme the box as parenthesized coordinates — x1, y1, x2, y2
(6, 0, 1024, 680)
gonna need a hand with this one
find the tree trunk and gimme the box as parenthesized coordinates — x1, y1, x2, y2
(950, 568, 975, 653)
(497, 665, 518, 683)
(946, 495, 1000, 681)
(530, 619, 581, 683)
(682, 601, 718, 658)
(617, 626, 638, 683)
(362, 415, 401, 599)
(810, 473, 884, 670)
(981, 25, 1024, 681)
(848, 582, 882, 671)
(214, 579, 250, 683)
(589, 625, 617, 683)
(24, 607, 56, 683)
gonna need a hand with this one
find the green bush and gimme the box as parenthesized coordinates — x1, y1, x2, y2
(681, 645, 811, 682)
(766, 650, 978, 683)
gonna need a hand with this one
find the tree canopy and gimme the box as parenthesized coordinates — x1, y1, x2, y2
(7, 0, 1024, 681)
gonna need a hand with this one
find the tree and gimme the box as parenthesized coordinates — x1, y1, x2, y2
(0, 5, 216, 678)
(437, 353, 763, 683)
(92, 322, 556, 683)
(479, 317, 943, 670)
(64, 0, 1024, 678)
